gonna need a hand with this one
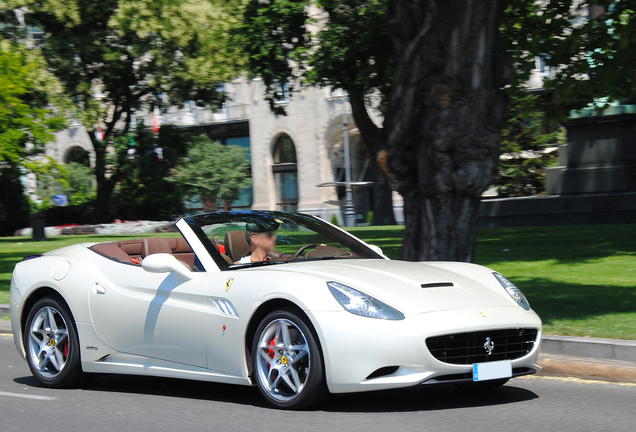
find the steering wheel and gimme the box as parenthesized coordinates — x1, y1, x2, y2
(293, 243, 321, 258)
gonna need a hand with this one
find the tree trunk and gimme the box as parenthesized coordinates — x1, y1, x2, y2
(93, 177, 118, 223)
(370, 161, 397, 225)
(382, 0, 511, 261)
(348, 90, 397, 225)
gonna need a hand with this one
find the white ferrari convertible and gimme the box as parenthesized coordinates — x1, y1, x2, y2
(10, 211, 542, 409)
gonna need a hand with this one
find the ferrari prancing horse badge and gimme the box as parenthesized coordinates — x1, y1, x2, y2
(224, 278, 234, 292)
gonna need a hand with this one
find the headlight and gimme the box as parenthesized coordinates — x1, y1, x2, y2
(327, 281, 404, 320)
(493, 272, 530, 310)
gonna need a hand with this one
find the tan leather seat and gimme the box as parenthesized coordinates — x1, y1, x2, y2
(141, 238, 194, 271)
(117, 240, 143, 257)
(140, 238, 172, 258)
(91, 242, 134, 263)
(166, 238, 193, 253)
(166, 238, 195, 270)
(224, 230, 251, 262)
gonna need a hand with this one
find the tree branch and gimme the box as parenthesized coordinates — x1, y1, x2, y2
(348, 89, 381, 153)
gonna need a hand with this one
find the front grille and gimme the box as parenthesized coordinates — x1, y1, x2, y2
(426, 328, 538, 365)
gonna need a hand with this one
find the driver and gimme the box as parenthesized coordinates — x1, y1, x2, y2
(235, 221, 279, 264)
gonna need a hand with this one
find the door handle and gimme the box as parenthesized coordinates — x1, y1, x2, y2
(94, 284, 106, 294)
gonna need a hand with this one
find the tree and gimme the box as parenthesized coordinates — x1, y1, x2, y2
(0, 37, 67, 234)
(7, 0, 245, 222)
(378, 1, 512, 261)
(63, 162, 96, 205)
(23, 156, 70, 212)
(241, 0, 636, 261)
(171, 138, 252, 208)
(0, 38, 66, 166)
(241, 0, 397, 224)
(494, 94, 563, 198)
(111, 125, 190, 221)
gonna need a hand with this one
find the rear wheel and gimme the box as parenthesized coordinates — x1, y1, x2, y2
(23, 296, 86, 388)
(252, 308, 329, 409)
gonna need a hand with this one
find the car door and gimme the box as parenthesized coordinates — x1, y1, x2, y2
(88, 260, 207, 368)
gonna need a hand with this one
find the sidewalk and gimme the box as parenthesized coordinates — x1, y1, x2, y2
(1, 303, 635, 382)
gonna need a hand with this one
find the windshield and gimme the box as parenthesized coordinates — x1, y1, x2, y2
(184, 211, 384, 270)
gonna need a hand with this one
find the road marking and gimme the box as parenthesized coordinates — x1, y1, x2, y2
(520, 375, 636, 387)
(0, 391, 57, 401)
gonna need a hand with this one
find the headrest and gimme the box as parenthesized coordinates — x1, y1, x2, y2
(166, 237, 193, 253)
(141, 238, 172, 258)
(224, 230, 252, 262)
(117, 240, 143, 256)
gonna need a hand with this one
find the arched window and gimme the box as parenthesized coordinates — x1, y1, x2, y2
(66, 146, 90, 167)
(272, 134, 299, 212)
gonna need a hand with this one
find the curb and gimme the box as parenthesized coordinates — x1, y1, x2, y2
(541, 335, 636, 363)
(538, 353, 636, 383)
(0, 304, 11, 335)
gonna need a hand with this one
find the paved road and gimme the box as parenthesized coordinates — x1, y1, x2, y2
(1, 335, 634, 432)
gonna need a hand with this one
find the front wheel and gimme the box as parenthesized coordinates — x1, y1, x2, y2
(23, 296, 87, 388)
(252, 308, 329, 409)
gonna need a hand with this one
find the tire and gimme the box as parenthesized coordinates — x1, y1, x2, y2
(454, 378, 509, 391)
(251, 308, 329, 409)
(23, 296, 87, 388)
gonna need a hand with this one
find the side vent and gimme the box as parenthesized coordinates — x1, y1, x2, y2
(211, 298, 239, 317)
(421, 282, 454, 288)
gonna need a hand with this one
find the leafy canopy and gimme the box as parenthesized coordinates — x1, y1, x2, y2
(0, 37, 67, 165)
(171, 138, 252, 204)
(241, 0, 391, 113)
(495, 94, 563, 198)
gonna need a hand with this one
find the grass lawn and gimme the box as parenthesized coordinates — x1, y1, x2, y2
(1, 224, 635, 340)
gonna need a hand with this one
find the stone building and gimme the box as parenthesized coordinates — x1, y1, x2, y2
(40, 33, 555, 224)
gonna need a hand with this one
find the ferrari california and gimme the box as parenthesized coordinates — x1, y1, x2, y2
(10, 211, 542, 409)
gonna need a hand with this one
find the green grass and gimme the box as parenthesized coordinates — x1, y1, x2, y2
(474, 225, 636, 341)
(1, 224, 635, 340)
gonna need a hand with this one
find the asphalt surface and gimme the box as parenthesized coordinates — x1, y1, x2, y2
(1, 335, 634, 432)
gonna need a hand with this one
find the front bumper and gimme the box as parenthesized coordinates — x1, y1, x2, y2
(310, 306, 542, 394)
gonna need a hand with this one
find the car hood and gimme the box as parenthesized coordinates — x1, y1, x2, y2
(273, 259, 515, 315)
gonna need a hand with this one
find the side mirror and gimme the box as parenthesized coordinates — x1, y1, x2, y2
(368, 244, 384, 256)
(142, 253, 193, 280)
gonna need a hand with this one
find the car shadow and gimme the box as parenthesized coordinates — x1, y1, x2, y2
(323, 383, 538, 413)
(14, 374, 538, 412)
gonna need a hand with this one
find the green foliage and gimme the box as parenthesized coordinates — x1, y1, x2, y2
(501, 1, 636, 117)
(0, 37, 67, 166)
(366, 211, 374, 225)
(330, 214, 339, 226)
(171, 137, 252, 204)
(111, 125, 190, 220)
(63, 162, 96, 205)
(241, 0, 391, 113)
(23, 157, 69, 213)
(3, 1, 246, 220)
(494, 94, 563, 197)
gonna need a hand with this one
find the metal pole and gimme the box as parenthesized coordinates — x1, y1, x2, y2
(342, 113, 356, 227)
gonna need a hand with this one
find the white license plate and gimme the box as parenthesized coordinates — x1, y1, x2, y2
(472, 360, 512, 382)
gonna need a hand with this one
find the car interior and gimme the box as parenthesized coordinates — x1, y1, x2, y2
(89, 229, 360, 271)
(90, 237, 213, 271)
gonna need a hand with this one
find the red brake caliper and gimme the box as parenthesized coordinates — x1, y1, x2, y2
(63, 339, 69, 358)
(267, 338, 276, 370)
